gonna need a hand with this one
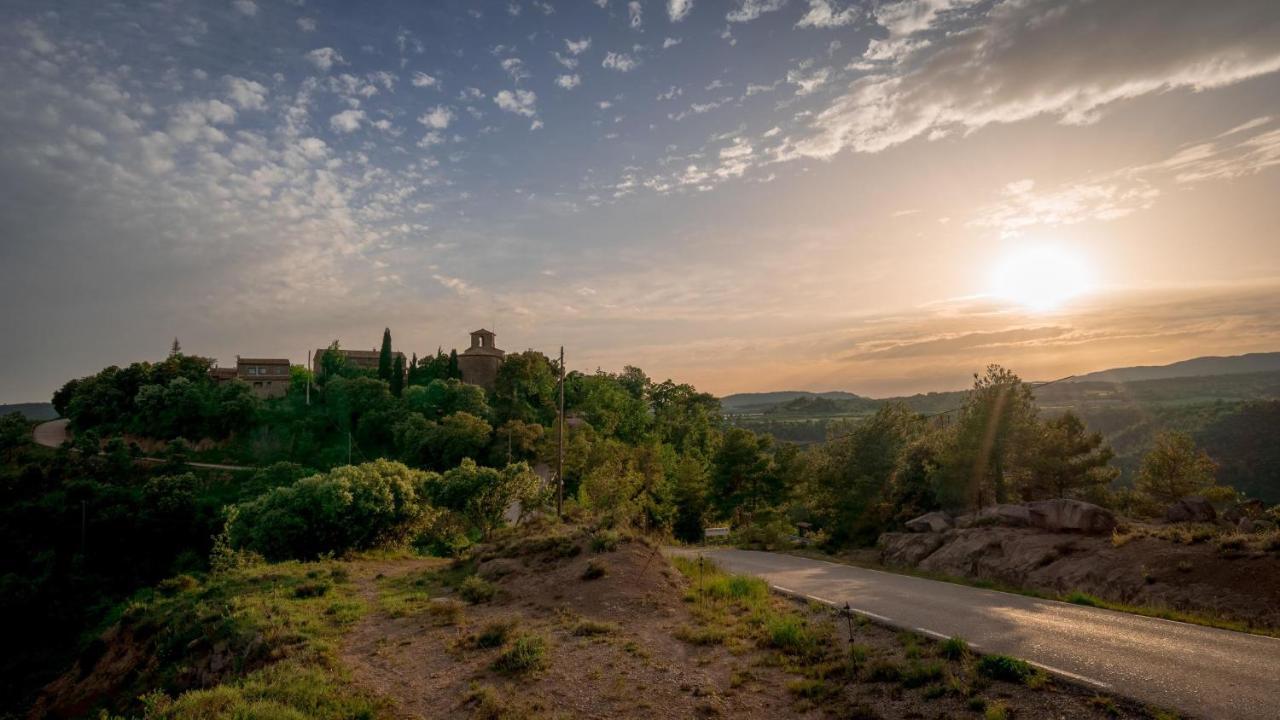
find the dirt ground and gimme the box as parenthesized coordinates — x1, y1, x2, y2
(339, 530, 1157, 720)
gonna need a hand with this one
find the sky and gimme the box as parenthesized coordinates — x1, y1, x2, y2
(2, 0, 1280, 403)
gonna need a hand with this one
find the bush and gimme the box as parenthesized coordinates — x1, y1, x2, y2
(977, 654, 1037, 684)
(229, 459, 437, 560)
(591, 529, 622, 553)
(1065, 591, 1101, 607)
(459, 575, 496, 604)
(901, 661, 945, 688)
(765, 614, 820, 657)
(475, 620, 516, 648)
(492, 634, 547, 675)
(572, 619, 619, 636)
(940, 636, 969, 660)
(581, 559, 607, 580)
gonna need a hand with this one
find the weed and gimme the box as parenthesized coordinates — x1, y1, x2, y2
(675, 624, 727, 646)
(459, 575, 496, 604)
(864, 660, 903, 683)
(967, 697, 987, 712)
(492, 634, 548, 675)
(984, 700, 1010, 720)
(940, 636, 969, 660)
(475, 620, 517, 648)
(591, 530, 621, 553)
(1090, 695, 1121, 717)
(426, 598, 466, 625)
(786, 678, 831, 699)
(581, 559, 607, 580)
(901, 660, 944, 688)
(922, 683, 947, 700)
(293, 580, 331, 599)
(1111, 529, 1136, 547)
(1065, 591, 1100, 607)
(848, 643, 871, 668)
(1216, 533, 1249, 553)
(465, 682, 515, 720)
(765, 614, 820, 657)
(572, 619, 620, 636)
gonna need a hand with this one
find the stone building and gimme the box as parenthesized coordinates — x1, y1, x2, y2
(312, 347, 406, 378)
(211, 357, 291, 398)
(457, 328, 504, 391)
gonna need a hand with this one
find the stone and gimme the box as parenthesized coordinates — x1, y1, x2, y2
(1165, 496, 1217, 524)
(905, 511, 953, 533)
(1223, 499, 1265, 524)
(1025, 499, 1117, 534)
(880, 532, 946, 566)
(977, 503, 1036, 527)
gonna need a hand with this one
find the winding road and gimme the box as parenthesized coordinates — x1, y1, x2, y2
(679, 547, 1280, 720)
(31, 419, 254, 471)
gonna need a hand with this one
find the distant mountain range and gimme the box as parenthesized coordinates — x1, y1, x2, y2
(1067, 352, 1280, 384)
(720, 351, 1280, 408)
(0, 403, 57, 421)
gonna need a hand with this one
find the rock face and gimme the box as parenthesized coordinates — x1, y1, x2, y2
(954, 500, 1115, 535)
(905, 512, 952, 533)
(1165, 496, 1216, 524)
(1025, 499, 1117, 534)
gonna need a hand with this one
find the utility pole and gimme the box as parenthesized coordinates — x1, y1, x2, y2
(347, 431, 352, 466)
(305, 350, 311, 406)
(557, 345, 565, 518)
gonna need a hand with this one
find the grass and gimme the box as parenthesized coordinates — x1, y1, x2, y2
(459, 575, 496, 604)
(474, 620, 517, 648)
(104, 560, 379, 720)
(939, 636, 970, 660)
(571, 619, 620, 636)
(977, 654, 1042, 686)
(491, 633, 548, 675)
(765, 614, 822, 657)
(1065, 591, 1101, 607)
(375, 569, 436, 617)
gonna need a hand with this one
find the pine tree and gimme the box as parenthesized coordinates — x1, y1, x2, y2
(169, 337, 182, 357)
(378, 328, 393, 382)
(391, 355, 406, 397)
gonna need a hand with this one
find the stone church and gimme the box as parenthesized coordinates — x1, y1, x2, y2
(457, 328, 504, 391)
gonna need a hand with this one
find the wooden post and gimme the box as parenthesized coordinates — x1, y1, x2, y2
(557, 345, 565, 518)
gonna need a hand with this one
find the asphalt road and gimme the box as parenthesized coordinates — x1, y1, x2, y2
(680, 547, 1280, 720)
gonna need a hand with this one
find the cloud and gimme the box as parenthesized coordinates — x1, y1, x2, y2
(231, 0, 258, 17)
(663, 37, 682, 49)
(874, 0, 977, 38)
(565, 37, 592, 55)
(555, 74, 581, 89)
(297, 17, 316, 32)
(224, 76, 268, 110)
(777, 0, 1280, 161)
(494, 88, 538, 116)
(668, 0, 693, 22)
(628, 1, 643, 29)
(795, 0, 859, 28)
(786, 65, 830, 95)
(501, 57, 529, 82)
(602, 51, 639, 72)
(418, 105, 454, 129)
(726, 0, 787, 23)
(411, 71, 438, 88)
(328, 108, 366, 132)
(305, 47, 344, 71)
(168, 99, 237, 143)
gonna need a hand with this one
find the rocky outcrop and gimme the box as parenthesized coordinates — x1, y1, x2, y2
(1165, 496, 1216, 524)
(904, 511, 952, 533)
(878, 525, 1280, 629)
(947, 500, 1115, 535)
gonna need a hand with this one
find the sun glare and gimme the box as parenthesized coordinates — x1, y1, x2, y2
(989, 245, 1095, 312)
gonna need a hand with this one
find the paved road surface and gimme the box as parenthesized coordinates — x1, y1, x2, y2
(32, 419, 253, 471)
(680, 548, 1280, 720)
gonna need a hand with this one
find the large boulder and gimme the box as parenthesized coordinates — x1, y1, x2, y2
(1223, 499, 1264, 524)
(1165, 496, 1216, 524)
(977, 503, 1036, 527)
(1025, 499, 1116, 535)
(905, 511, 953, 533)
(880, 532, 946, 566)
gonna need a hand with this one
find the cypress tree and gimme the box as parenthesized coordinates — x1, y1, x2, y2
(448, 348, 461, 379)
(378, 327, 393, 381)
(391, 355, 406, 397)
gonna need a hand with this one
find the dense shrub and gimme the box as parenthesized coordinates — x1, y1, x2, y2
(229, 459, 438, 560)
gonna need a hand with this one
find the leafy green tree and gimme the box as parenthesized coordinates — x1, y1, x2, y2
(324, 376, 393, 433)
(318, 340, 349, 381)
(390, 355, 406, 398)
(1021, 412, 1117, 500)
(710, 427, 779, 520)
(424, 459, 543, 538)
(378, 328, 393, 382)
(573, 372, 650, 442)
(229, 459, 436, 560)
(1136, 431, 1227, 505)
(493, 351, 558, 425)
(491, 419, 545, 465)
(404, 379, 489, 419)
(0, 412, 29, 455)
(429, 411, 493, 469)
(671, 455, 711, 543)
(650, 380, 721, 457)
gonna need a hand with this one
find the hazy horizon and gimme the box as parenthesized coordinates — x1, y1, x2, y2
(3, 0, 1280, 403)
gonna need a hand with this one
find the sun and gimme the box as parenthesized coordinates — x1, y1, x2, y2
(989, 244, 1095, 312)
